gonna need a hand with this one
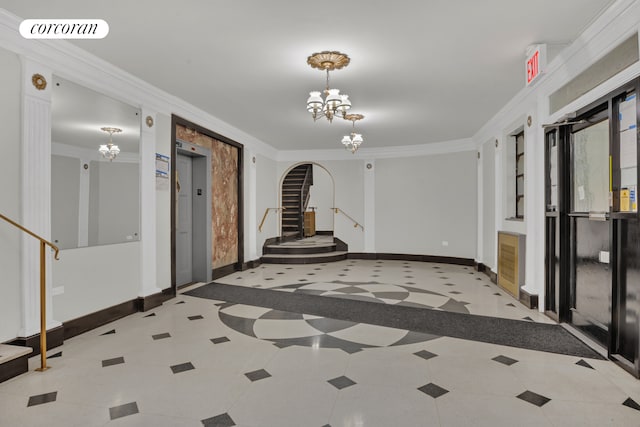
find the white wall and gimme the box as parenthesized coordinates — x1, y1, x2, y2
(256, 154, 278, 254)
(375, 152, 477, 258)
(52, 243, 140, 321)
(481, 140, 496, 270)
(0, 47, 22, 342)
(308, 165, 334, 232)
(155, 113, 172, 289)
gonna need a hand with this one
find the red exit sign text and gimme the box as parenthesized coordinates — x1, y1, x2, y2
(526, 44, 546, 86)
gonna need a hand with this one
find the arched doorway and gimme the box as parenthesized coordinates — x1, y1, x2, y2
(279, 162, 335, 238)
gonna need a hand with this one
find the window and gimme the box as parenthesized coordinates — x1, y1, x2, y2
(515, 131, 525, 218)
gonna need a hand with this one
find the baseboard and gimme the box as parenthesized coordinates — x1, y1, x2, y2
(348, 253, 475, 266)
(476, 262, 498, 283)
(519, 288, 539, 310)
(137, 289, 173, 312)
(241, 259, 262, 270)
(63, 300, 138, 340)
(7, 326, 64, 356)
(212, 264, 238, 280)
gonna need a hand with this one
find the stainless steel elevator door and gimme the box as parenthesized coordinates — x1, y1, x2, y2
(176, 153, 193, 286)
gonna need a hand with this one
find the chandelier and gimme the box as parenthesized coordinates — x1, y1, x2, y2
(98, 127, 121, 161)
(341, 114, 364, 153)
(306, 51, 352, 122)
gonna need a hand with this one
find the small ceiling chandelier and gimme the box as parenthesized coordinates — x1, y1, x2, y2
(98, 127, 121, 161)
(341, 114, 364, 153)
(306, 51, 352, 123)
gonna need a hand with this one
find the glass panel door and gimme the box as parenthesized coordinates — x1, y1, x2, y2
(569, 117, 612, 347)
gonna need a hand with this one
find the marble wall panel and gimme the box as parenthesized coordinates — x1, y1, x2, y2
(176, 124, 239, 269)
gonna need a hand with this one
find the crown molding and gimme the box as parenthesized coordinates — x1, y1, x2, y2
(0, 9, 278, 160)
(276, 138, 475, 162)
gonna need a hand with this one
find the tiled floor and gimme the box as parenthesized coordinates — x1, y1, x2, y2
(1, 260, 639, 426)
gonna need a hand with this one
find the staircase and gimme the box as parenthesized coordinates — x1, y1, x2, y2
(261, 235, 348, 264)
(281, 164, 313, 239)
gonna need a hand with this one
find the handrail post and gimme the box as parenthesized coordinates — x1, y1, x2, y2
(35, 240, 49, 371)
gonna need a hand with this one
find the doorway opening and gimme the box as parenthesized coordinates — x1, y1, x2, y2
(279, 162, 335, 239)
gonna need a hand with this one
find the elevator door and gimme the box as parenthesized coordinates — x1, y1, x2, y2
(176, 153, 193, 286)
(569, 118, 611, 346)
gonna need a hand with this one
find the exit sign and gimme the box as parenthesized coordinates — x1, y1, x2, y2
(526, 44, 546, 86)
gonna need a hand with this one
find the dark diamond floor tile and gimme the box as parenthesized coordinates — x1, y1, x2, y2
(109, 402, 139, 420)
(328, 375, 356, 390)
(517, 390, 551, 407)
(102, 356, 125, 367)
(202, 412, 236, 426)
(27, 391, 57, 407)
(171, 362, 195, 374)
(439, 277, 449, 279)
(493, 293, 502, 296)
(175, 301, 186, 305)
(188, 315, 204, 320)
(211, 336, 230, 344)
(443, 283, 455, 286)
(152, 332, 171, 340)
(47, 351, 62, 359)
(405, 282, 416, 285)
(265, 278, 274, 280)
(100, 329, 116, 336)
(522, 316, 534, 321)
(575, 359, 594, 369)
(414, 350, 438, 360)
(143, 312, 156, 318)
(418, 383, 449, 398)
(484, 284, 491, 287)
(449, 291, 462, 295)
(506, 303, 516, 307)
(492, 355, 518, 366)
(245, 369, 271, 382)
(623, 397, 640, 411)
(277, 272, 285, 274)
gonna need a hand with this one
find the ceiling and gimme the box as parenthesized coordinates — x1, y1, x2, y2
(1, 0, 616, 151)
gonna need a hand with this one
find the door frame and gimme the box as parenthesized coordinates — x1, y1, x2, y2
(171, 115, 244, 294)
(546, 77, 640, 376)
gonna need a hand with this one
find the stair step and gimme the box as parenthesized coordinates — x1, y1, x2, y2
(0, 344, 33, 383)
(261, 251, 348, 264)
(264, 243, 337, 255)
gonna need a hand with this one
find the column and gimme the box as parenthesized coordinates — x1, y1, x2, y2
(19, 59, 60, 337)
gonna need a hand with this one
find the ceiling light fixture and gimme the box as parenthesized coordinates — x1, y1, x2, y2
(341, 114, 364, 153)
(306, 51, 352, 123)
(98, 127, 122, 161)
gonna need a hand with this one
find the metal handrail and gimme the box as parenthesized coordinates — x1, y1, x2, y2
(0, 213, 59, 372)
(331, 207, 364, 231)
(258, 207, 285, 232)
(299, 167, 312, 236)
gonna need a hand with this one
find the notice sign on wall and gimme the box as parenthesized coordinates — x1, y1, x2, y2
(156, 153, 170, 191)
(526, 44, 546, 86)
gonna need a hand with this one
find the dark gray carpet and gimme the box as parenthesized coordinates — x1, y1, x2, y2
(185, 282, 604, 359)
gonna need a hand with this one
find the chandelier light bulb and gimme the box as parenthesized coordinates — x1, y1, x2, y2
(99, 127, 122, 161)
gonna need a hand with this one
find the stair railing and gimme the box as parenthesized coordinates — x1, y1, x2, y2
(299, 166, 312, 237)
(0, 213, 59, 372)
(259, 207, 285, 233)
(331, 207, 364, 231)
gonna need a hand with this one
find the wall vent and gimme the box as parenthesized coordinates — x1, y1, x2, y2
(497, 231, 525, 297)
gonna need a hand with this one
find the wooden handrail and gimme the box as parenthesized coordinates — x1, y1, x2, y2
(331, 207, 364, 231)
(0, 213, 59, 372)
(258, 207, 285, 232)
